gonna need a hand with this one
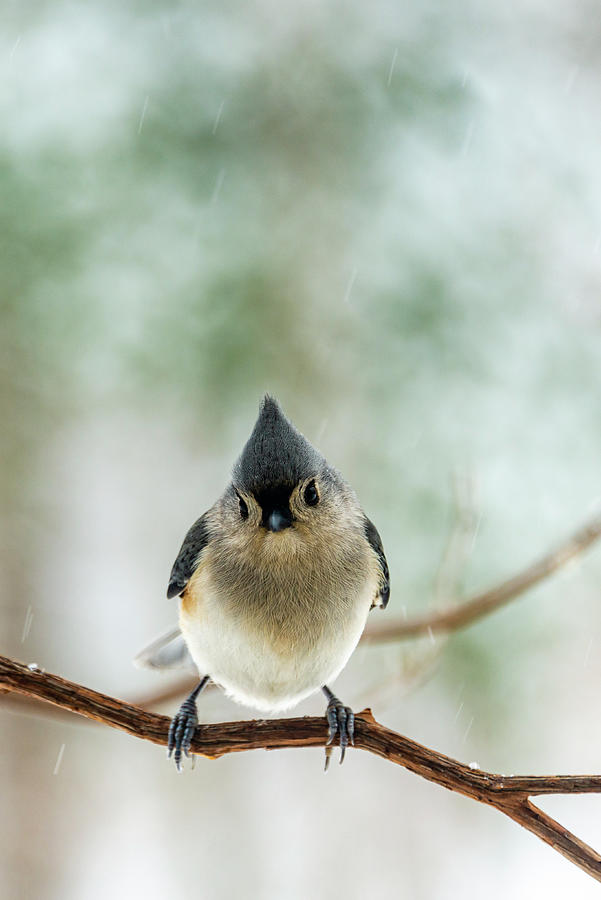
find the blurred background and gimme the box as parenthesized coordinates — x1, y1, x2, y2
(2, 0, 601, 897)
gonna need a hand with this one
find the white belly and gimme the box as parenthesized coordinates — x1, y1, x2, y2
(179, 566, 375, 712)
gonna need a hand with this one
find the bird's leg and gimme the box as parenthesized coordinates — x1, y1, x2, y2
(167, 676, 210, 772)
(322, 685, 355, 771)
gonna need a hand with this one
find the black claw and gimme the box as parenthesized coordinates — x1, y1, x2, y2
(347, 710, 355, 747)
(326, 704, 339, 746)
(323, 691, 355, 770)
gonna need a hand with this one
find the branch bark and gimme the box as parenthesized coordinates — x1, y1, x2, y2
(2, 654, 601, 882)
(362, 511, 601, 642)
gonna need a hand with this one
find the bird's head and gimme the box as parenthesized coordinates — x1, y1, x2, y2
(224, 396, 359, 554)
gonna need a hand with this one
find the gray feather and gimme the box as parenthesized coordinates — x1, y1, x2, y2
(233, 395, 325, 493)
(364, 516, 390, 609)
(167, 512, 211, 598)
(133, 626, 195, 670)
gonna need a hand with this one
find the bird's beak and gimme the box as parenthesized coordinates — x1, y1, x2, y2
(266, 508, 293, 532)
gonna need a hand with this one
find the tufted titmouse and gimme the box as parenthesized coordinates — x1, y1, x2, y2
(137, 396, 389, 770)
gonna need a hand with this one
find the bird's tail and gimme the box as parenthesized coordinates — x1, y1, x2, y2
(133, 626, 194, 670)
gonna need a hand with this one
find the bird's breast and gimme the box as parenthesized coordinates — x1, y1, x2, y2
(179, 533, 378, 710)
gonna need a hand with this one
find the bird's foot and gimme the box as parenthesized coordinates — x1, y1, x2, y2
(323, 688, 355, 771)
(167, 677, 209, 772)
(167, 696, 198, 772)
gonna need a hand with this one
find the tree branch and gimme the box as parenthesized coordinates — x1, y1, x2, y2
(362, 511, 601, 643)
(2, 653, 601, 882)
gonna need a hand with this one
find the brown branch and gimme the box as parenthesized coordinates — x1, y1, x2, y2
(363, 511, 601, 643)
(2, 654, 601, 882)
(126, 677, 202, 710)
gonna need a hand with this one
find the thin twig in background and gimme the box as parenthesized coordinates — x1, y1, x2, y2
(433, 469, 480, 606)
(362, 510, 601, 643)
(355, 470, 480, 711)
(2, 654, 601, 882)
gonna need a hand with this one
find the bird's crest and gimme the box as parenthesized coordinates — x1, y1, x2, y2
(233, 396, 323, 493)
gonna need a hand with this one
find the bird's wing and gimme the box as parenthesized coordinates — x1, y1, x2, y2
(363, 516, 390, 609)
(134, 514, 212, 670)
(133, 626, 195, 670)
(167, 512, 212, 599)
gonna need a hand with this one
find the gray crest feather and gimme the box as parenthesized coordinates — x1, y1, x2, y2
(233, 395, 324, 492)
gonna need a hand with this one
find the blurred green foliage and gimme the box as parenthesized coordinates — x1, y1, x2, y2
(2, 0, 601, 740)
(4, 3, 601, 898)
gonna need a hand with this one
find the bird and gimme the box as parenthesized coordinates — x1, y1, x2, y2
(136, 395, 389, 771)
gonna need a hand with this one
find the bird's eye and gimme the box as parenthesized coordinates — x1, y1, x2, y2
(238, 495, 249, 520)
(303, 480, 319, 507)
